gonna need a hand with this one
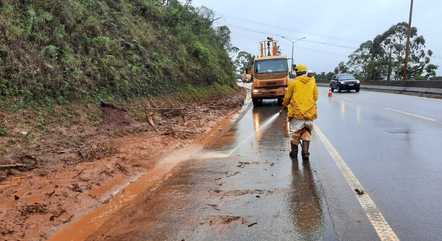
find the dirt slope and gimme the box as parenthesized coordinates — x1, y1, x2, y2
(0, 90, 245, 241)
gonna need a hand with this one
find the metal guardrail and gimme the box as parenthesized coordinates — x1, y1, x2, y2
(316, 81, 442, 98)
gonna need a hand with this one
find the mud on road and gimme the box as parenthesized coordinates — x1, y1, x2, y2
(0, 90, 245, 241)
(81, 104, 340, 241)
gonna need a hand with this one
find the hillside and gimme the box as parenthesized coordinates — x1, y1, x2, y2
(0, 0, 235, 105)
(0, 1, 244, 240)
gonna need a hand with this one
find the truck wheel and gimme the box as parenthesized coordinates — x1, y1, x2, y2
(277, 98, 283, 106)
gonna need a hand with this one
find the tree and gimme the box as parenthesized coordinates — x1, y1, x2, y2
(344, 22, 438, 80)
(425, 64, 438, 79)
(197, 6, 215, 23)
(215, 25, 232, 50)
(346, 40, 373, 80)
(230, 46, 240, 54)
(316, 72, 335, 82)
(234, 51, 254, 73)
(334, 62, 349, 74)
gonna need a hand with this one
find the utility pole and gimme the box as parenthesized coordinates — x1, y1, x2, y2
(291, 42, 295, 69)
(403, 0, 414, 80)
(387, 47, 393, 81)
(280, 36, 306, 67)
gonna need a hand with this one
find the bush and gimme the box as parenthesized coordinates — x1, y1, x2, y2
(0, 126, 7, 137)
(0, 0, 235, 106)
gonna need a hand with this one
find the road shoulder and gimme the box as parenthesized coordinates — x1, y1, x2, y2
(0, 90, 246, 241)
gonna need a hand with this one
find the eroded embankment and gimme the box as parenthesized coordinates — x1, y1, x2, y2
(0, 89, 245, 241)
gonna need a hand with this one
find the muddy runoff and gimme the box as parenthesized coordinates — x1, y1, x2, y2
(0, 90, 245, 241)
(81, 104, 338, 241)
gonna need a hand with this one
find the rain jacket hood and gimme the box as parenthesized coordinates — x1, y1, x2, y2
(297, 75, 313, 84)
(283, 75, 318, 120)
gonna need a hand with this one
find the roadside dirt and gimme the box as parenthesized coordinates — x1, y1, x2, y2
(0, 89, 245, 241)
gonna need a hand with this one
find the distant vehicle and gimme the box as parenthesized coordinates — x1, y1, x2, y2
(330, 73, 360, 93)
(251, 37, 289, 106)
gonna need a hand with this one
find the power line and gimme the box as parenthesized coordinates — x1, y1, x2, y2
(227, 23, 272, 36)
(298, 39, 356, 50)
(218, 13, 302, 35)
(216, 11, 362, 44)
(296, 46, 350, 56)
(227, 23, 358, 50)
(223, 13, 439, 68)
(213, 8, 441, 74)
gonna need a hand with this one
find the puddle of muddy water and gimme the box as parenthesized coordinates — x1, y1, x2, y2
(47, 144, 206, 241)
(48, 104, 247, 241)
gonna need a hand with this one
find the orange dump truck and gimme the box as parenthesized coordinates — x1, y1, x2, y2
(251, 37, 289, 106)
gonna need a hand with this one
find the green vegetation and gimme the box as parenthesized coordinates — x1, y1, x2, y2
(315, 72, 336, 83)
(233, 50, 255, 73)
(0, 126, 7, 136)
(336, 22, 438, 80)
(0, 0, 235, 107)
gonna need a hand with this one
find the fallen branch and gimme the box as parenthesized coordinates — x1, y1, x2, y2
(0, 163, 28, 169)
(173, 130, 198, 134)
(143, 106, 159, 132)
(144, 107, 185, 111)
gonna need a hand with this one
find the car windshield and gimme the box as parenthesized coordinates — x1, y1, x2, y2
(338, 74, 355, 80)
(255, 59, 288, 74)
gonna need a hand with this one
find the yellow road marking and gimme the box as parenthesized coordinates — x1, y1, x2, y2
(314, 125, 400, 241)
(385, 107, 437, 122)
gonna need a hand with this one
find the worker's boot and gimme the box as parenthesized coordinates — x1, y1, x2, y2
(301, 141, 310, 162)
(289, 143, 298, 160)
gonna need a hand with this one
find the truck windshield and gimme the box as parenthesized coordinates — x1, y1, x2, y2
(255, 59, 288, 74)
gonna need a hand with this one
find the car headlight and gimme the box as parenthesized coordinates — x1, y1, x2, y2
(355, 80, 360, 84)
(339, 81, 345, 85)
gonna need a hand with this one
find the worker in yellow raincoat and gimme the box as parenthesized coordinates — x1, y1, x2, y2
(283, 64, 318, 161)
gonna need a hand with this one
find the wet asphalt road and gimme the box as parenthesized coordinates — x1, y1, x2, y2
(87, 88, 442, 241)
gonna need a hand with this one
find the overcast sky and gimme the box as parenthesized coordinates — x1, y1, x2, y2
(189, 0, 442, 75)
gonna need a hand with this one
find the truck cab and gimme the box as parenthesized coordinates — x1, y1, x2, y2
(251, 38, 289, 106)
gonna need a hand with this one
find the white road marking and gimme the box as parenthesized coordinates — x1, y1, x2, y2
(384, 107, 437, 122)
(421, 96, 442, 103)
(314, 125, 400, 241)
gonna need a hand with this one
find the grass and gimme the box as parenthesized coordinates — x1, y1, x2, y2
(0, 0, 235, 108)
(0, 126, 7, 137)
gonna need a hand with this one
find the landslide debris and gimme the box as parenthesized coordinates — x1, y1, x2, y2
(0, 90, 245, 241)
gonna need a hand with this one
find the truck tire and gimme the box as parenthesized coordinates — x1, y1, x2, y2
(277, 98, 283, 106)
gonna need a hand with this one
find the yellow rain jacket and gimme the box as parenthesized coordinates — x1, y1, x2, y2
(283, 75, 319, 120)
